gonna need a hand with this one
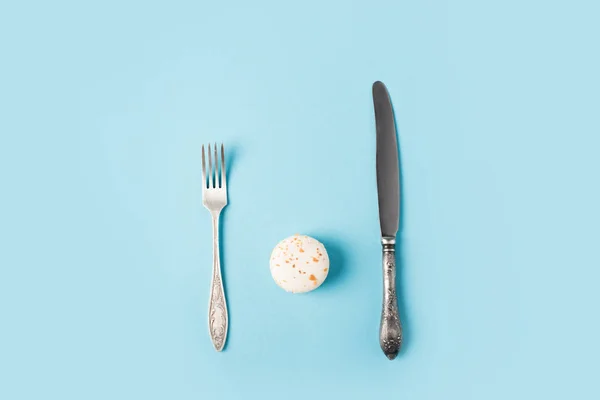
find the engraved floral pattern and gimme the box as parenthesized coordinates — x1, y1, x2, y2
(383, 288, 399, 322)
(209, 271, 228, 351)
(380, 250, 402, 359)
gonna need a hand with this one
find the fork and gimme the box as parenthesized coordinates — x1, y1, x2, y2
(201, 143, 228, 351)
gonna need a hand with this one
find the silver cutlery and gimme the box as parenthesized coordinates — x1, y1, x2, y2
(201, 143, 229, 351)
(373, 81, 403, 360)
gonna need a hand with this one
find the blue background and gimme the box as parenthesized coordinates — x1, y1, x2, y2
(1, 0, 599, 399)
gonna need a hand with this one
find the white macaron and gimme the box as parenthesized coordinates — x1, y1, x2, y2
(270, 234, 329, 293)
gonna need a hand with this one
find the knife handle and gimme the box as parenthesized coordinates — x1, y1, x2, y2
(380, 239, 402, 360)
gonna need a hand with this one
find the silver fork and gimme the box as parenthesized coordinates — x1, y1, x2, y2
(201, 143, 228, 351)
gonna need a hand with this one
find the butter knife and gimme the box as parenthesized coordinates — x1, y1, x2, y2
(373, 81, 403, 360)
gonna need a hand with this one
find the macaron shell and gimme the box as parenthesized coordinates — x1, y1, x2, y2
(270, 235, 329, 293)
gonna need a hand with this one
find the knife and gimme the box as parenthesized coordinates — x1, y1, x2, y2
(373, 81, 403, 360)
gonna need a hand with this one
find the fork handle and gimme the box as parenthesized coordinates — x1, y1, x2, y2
(208, 213, 228, 351)
(380, 239, 402, 360)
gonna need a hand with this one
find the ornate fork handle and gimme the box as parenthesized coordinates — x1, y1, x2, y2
(208, 213, 228, 351)
(380, 239, 402, 360)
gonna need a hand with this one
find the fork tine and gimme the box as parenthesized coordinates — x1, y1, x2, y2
(214, 142, 219, 188)
(201, 145, 206, 189)
(208, 143, 214, 188)
(221, 143, 226, 187)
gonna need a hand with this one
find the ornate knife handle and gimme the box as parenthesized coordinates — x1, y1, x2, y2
(208, 214, 228, 351)
(380, 238, 402, 360)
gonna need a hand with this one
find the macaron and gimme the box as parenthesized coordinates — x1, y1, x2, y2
(270, 234, 329, 293)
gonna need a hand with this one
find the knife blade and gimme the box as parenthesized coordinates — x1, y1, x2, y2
(374, 81, 400, 238)
(372, 81, 402, 360)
